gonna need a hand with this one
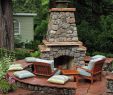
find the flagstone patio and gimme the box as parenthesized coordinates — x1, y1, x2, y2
(3, 59, 113, 95)
(1, 58, 113, 95)
(76, 74, 107, 95)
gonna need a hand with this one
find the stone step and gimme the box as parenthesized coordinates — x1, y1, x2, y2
(43, 40, 83, 46)
(38, 45, 50, 52)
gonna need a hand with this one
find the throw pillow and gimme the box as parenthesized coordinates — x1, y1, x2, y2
(8, 64, 23, 71)
(47, 75, 69, 84)
(14, 70, 35, 79)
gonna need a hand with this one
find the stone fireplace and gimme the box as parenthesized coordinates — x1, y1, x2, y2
(39, 8, 86, 69)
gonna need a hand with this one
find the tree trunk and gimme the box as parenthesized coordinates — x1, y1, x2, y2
(0, 0, 14, 50)
(3, 0, 14, 50)
(0, 0, 5, 48)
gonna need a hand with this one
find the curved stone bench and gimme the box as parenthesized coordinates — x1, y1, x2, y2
(7, 60, 77, 95)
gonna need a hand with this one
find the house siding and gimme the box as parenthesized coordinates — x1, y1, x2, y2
(13, 16, 34, 42)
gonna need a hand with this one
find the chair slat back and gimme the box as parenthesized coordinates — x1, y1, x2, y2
(33, 62, 52, 76)
(92, 59, 106, 74)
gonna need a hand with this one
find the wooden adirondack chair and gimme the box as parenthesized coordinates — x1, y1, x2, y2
(74, 58, 106, 84)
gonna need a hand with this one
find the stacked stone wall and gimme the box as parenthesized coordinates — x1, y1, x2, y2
(16, 81, 76, 95)
(46, 12, 78, 42)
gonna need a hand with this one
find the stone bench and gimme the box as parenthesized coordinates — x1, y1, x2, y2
(7, 60, 76, 95)
(7, 71, 76, 95)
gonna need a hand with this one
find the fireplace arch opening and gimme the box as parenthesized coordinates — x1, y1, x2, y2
(54, 55, 74, 69)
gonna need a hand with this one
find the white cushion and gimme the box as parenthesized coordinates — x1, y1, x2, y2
(25, 57, 36, 62)
(77, 66, 91, 76)
(25, 58, 55, 71)
(91, 55, 106, 60)
(14, 70, 35, 79)
(88, 58, 105, 70)
(87, 60, 96, 70)
(8, 64, 23, 71)
(25, 57, 54, 63)
(47, 75, 69, 84)
(77, 68, 91, 76)
(35, 58, 54, 64)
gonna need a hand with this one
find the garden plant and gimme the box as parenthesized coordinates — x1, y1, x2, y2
(0, 49, 17, 94)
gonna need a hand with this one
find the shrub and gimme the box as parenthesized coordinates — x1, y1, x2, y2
(15, 48, 31, 60)
(0, 79, 10, 94)
(0, 48, 15, 60)
(0, 56, 12, 79)
(0, 48, 17, 94)
(30, 51, 41, 57)
(25, 40, 41, 50)
(34, 20, 48, 42)
(0, 79, 17, 94)
(0, 55, 17, 94)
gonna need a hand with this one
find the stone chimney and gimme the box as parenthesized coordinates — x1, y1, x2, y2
(39, 6, 86, 69)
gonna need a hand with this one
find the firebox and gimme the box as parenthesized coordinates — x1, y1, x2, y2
(54, 55, 74, 69)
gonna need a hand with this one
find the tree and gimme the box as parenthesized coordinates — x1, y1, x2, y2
(76, 0, 113, 54)
(0, 0, 4, 48)
(12, 0, 38, 13)
(0, 0, 14, 50)
(12, 0, 113, 54)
